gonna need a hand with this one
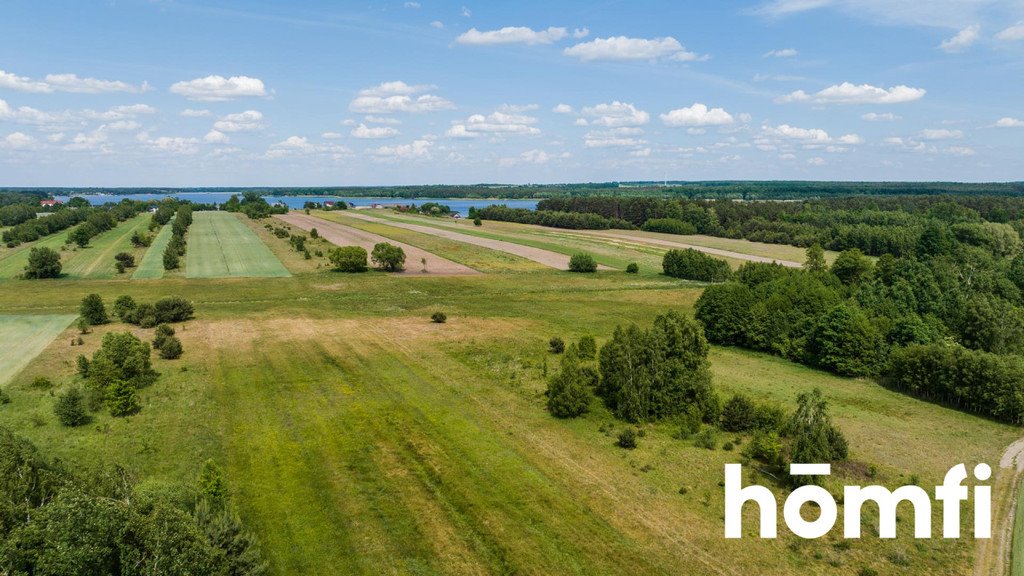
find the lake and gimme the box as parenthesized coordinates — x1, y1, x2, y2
(54, 192, 538, 217)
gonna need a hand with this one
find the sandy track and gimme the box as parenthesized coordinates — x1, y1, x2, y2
(276, 213, 479, 276)
(976, 437, 1024, 576)
(573, 230, 802, 268)
(342, 211, 613, 270)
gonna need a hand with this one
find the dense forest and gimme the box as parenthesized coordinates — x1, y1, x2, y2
(4, 181, 1022, 201)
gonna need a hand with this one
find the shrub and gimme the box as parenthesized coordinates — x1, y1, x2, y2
(721, 394, 757, 432)
(154, 297, 194, 323)
(54, 388, 88, 426)
(617, 428, 637, 449)
(577, 335, 597, 359)
(678, 405, 702, 438)
(549, 337, 565, 354)
(431, 312, 447, 324)
(163, 250, 180, 270)
(80, 294, 109, 325)
(115, 261, 126, 274)
(0, 389, 9, 405)
(626, 262, 639, 274)
(663, 249, 732, 282)
(641, 218, 697, 235)
(159, 336, 184, 360)
(328, 246, 368, 272)
(752, 403, 787, 432)
(745, 430, 783, 465)
(23, 247, 62, 279)
(371, 242, 406, 271)
(473, 217, 482, 226)
(105, 379, 140, 417)
(76, 354, 90, 377)
(694, 427, 719, 450)
(568, 253, 597, 273)
(153, 324, 175, 349)
(309, 227, 319, 239)
(30, 376, 53, 389)
(112, 295, 137, 321)
(114, 252, 135, 268)
(547, 352, 592, 418)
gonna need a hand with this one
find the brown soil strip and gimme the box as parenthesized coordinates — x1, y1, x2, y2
(342, 211, 613, 270)
(573, 230, 802, 268)
(276, 213, 479, 276)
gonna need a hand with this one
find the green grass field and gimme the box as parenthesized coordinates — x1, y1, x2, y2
(0, 214, 152, 280)
(133, 218, 174, 279)
(0, 261, 1017, 575)
(0, 315, 76, 386)
(186, 212, 290, 278)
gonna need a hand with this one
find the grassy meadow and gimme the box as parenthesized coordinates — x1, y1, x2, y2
(186, 212, 290, 278)
(0, 209, 1019, 576)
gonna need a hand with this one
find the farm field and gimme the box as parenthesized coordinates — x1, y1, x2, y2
(133, 217, 174, 279)
(0, 248, 1018, 575)
(324, 210, 619, 270)
(277, 212, 478, 276)
(0, 214, 151, 280)
(186, 211, 290, 279)
(363, 209, 821, 268)
(0, 314, 76, 386)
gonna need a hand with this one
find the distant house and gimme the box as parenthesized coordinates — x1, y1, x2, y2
(39, 199, 61, 207)
(452, 213, 462, 219)
(324, 201, 335, 208)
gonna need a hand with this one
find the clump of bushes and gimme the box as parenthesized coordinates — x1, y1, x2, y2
(546, 351, 591, 418)
(23, 247, 62, 279)
(328, 246, 368, 272)
(663, 248, 732, 282)
(112, 295, 194, 326)
(549, 337, 565, 354)
(577, 335, 596, 359)
(617, 428, 637, 449)
(114, 252, 135, 273)
(641, 218, 697, 235)
(54, 388, 88, 426)
(626, 262, 639, 274)
(431, 312, 447, 324)
(371, 242, 406, 272)
(568, 253, 597, 273)
(79, 294, 109, 326)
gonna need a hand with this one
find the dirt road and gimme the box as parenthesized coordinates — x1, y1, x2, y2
(976, 438, 1024, 576)
(276, 213, 479, 276)
(341, 211, 613, 270)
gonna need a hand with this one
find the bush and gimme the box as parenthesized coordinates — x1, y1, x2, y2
(694, 282, 754, 346)
(745, 431, 783, 466)
(54, 388, 88, 426)
(371, 242, 406, 271)
(625, 262, 639, 274)
(721, 394, 757, 432)
(159, 336, 183, 360)
(641, 218, 697, 235)
(154, 297, 194, 323)
(163, 250, 180, 270)
(549, 337, 565, 354)
(617, 428, 637, 449)
(678, 404, 702, 438)
(115, 261, 126, 274)
(694, 427, 719, 450)
(114, 252, 135, 268)
(431, 312, 447, 324)
(23, 247, 62, 279)
(80, 294, 109, 325)
(112, 295, 137, 321)
(309, 227, 319, 239)
(105, 379, 140, 417)
(547, 353, 592, 418)
(663, 249, 732, 282)
(0, 389, 9, 405)
(568, 253, 597, 273)
(328, 246, 368, 272)
(577, 335, 597, 359)
(473, 217, 482, 226)
(153, 324, 175, 349)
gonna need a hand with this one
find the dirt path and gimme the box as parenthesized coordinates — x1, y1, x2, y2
(573, 230, 802, 268)
(976, 438, 1024, 576)
(276, 213, 479, 276)
(341, 211, 613, 270)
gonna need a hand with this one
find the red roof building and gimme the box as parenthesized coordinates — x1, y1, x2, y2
(39, 199, 61, 207)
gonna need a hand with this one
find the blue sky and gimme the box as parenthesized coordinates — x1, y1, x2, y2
(1, 0, 1022, 186)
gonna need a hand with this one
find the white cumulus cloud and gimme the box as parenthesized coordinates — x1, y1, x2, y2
(564, 36, 705, 62)
(0, 69, 148, 93)
(996, 22, 1024, 41)
(351, 123, 400, 139)
(580, 101, 649, 127)
(861, 112, 899, 121)
(456, 26, 569, 45)
(763, 48, 798, 57)
(777, 82, 926, 104)
(446, 109, 540, 138)
(367, 139, 433, 161)
(349, 81, 454, 114)
(995, 117, 1024, 128)
(170, 75, 267, 101)
(660, 103, 735, 127)
(213, 110, 264, 132)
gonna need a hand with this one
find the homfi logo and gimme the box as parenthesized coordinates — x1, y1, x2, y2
(724, 463, 992, 539)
